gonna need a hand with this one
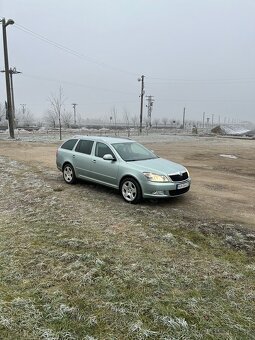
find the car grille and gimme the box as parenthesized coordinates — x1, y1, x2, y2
(169, 171, 188, 182)
(169, 186, 190, 196)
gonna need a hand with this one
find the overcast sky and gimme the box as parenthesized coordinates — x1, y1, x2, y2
(1, 0, 255, 124)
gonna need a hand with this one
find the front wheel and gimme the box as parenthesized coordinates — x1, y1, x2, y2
(120, 177, 142, 204)
(63, 164, 76, 184)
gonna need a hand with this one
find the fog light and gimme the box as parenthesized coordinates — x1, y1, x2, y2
(152, 190, 165, 195)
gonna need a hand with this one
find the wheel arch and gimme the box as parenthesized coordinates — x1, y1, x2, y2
(62, 161, 74, 172)
(119, 174, 143, 194)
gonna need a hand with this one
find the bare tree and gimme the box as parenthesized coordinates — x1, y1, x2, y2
(153, 118, 160, 129)
(131, 115, 138, 128)
(162, 117, 168, 127)
(62, 109, 72, 128)
(111, 106, 118, 134)
(24, 109, 34, 127)
(16, 106, 34, 127)
(44, 109, 58, 128)
(36, 120, 43, 128)
(176, 120, 181, 128)
(123, 109, 130, 136)
(76, 111, 83, 127)
(48, 87, 66, 140)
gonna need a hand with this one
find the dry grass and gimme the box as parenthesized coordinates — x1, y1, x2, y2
(0, 155, 254, 339)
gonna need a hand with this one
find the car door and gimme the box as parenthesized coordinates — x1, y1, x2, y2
(73, 139, 94, 178)
(90, 142, 119, 187)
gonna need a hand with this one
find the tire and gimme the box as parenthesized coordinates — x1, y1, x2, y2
(120, 177, 142, 204)
(63, 163, 76, 184)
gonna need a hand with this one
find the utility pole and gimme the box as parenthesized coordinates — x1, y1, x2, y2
(20, 103, 26, 115)
(1, 67, 22, 127)
(145, 95, 154, 128)
(182, 107, 186, 129)
(202, 112, 205, 129)
(138, 75, 145, 134)
(9, 68, 21, 123)
(0, 18, 15, 138)
(211, 114, 214, 127)
(72, 103, 77, 125)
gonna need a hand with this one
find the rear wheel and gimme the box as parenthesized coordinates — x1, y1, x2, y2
(120, 177, 142, 204)
(63, 164, 76, 184)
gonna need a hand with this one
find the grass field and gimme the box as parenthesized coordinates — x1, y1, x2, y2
(0, 136, 255, 339)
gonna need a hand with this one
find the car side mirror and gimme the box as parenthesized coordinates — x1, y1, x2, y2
(103, 154, 116, 161)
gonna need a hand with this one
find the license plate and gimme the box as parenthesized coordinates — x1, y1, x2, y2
(177, 182, 189, 189)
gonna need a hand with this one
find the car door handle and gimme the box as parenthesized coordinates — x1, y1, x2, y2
(72, 155, 75, 158)
(92, 159, 96, 163)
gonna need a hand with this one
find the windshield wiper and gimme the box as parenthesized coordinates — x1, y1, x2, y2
(134, 157, 156, 161)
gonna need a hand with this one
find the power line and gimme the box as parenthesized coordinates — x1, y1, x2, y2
(22, 73, 255, 102)
(146, 78, 255, 84)
(14, 23, 138, 76)
(21, 73, 137, 95)
(10, 72, 255, 104)
(12, 23, 255, 84)
(14, 24, 99, 61)
(147, 97, 255, 103)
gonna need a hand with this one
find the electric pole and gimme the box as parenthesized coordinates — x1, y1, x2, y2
(138, 75, 145, 134)
(0, 18, 15, 138)
(20, 103, 26, 114)
(202, 112, 205, 129)
(1, 67, 22, 126)
(146, 95, 154, 128)
(72, 103, 77, 125)
(9, 68, 21, 123)
(182, 107, 186, 129)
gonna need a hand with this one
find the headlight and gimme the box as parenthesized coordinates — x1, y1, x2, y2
(143, 172, 169, 182)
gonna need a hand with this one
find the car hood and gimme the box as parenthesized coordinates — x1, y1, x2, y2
(127, 157, 187, 175)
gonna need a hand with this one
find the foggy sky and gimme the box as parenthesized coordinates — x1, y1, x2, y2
(1, 0, 255, 124)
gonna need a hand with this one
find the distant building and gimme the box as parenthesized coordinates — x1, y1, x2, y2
(211, 124, 254, 136)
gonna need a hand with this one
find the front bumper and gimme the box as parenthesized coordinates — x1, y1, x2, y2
(141, 178, 191, 198)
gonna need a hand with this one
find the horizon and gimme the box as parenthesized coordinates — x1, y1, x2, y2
(1, 1, 255, 124)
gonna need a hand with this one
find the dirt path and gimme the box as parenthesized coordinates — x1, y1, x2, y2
(0, 136, 255, 228)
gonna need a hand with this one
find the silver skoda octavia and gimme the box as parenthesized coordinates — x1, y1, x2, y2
(56, 136, 191, 204)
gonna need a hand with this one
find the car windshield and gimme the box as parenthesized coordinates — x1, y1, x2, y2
(112, 142, 157, 161)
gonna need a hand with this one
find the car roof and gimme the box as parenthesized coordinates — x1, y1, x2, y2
(72, 135, 135, 144)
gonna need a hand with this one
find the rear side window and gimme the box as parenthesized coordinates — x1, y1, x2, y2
(75, 140, 94, 155)
(61, 139, 78, 150)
